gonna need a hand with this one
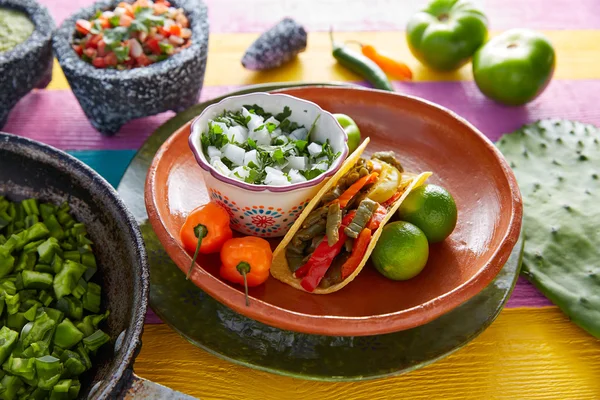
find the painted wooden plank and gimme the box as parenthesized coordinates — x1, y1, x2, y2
(6, 80, 600, 150)
(67, 149, 136, 187)
(135, 308, 600, 399)
(37, 0, 600, 31)
(46, 30, 600, 90)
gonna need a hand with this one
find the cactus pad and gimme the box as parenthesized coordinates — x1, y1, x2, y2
(497, 119, 600, 338)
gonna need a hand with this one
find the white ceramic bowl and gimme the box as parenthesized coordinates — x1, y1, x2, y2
(189, 92, 349, 237)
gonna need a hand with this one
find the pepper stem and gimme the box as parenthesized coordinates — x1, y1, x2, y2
(236, 261, 251, 307)
(186, 224, 208, 280)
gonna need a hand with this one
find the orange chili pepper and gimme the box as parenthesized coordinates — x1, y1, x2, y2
(220, 237, 273, 306)
(337, 172, 379, 208)
(180, 202, 232, 280)
(350, 42, 413, 81)
(340, 228, 372, 280)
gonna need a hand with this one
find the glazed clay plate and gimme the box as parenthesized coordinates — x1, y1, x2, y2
(145, 87, 522, 336)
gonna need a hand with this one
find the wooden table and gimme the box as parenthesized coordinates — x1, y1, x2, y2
(6, 0, 600, 398)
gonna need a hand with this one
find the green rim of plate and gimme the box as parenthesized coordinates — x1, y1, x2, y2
(117, 82, 524, 382)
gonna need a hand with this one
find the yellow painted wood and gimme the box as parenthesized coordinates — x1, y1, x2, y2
(47, 30, 600, 90)
(134, 307, 600, 400)
(47, 59, 69, 90)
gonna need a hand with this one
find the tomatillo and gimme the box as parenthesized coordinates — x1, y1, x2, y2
(472, 29, 555, 106)
(333, 113, 361, 154)
(406, 0, 488, 71)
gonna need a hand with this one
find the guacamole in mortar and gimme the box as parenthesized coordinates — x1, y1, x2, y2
(0, 7, 35, 53)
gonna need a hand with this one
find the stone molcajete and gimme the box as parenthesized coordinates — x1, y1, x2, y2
(0, 0, 54, 129)
(497, 119, 600, 338)
(53, 0, 209, 136)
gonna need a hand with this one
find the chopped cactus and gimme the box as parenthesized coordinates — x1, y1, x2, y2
(241, 18, 307, 70)
(497, 119, 600, 338)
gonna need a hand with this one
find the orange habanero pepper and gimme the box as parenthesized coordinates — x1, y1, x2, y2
(180, 202, 232, 280)
(220, 237, 272, 306)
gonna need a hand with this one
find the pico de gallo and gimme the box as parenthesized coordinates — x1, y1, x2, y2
(72, 0, 192, 70)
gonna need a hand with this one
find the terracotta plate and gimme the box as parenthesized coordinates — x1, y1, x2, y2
(145, 87, 522, 336)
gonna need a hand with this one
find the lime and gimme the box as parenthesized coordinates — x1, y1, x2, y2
(371, 221, 429, 280)
(333, 113, 361, 154)
(397, 184, 457, 243)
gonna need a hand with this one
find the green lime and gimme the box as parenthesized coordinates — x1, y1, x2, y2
(371, 221, 429, 281)
(397, 184, 457, 243)
(333, 113, 361, 154)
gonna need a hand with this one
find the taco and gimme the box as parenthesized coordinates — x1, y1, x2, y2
(271, 138, 431, 293)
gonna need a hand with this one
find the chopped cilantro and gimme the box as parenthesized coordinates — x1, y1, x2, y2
(266, 122, 277, 133)
(306, 115, 320, 143)
(90, 20, 103, 35)
(274, 106, 292, 122)
(247, 161, 259, 169)
(103, 27, 129, 49)
(254, 124, 265, 132)
(301, 169, 325, 180)
(135, 7, 166, 27)
(109, 15, 121, 28)
(129, 19, 148, 33)
(245, 138, 257, 150)
(221, 157, 235, 169)
(159, 42, 174, 54)
(244, 104, 272, 119)
(279, 119, 299, 134)
(295, 140, 308, 153)
(201, 122, 229, 151)
(93, 10, 102, 19)
(273, 149, 285, 165)
(273, 137, 286, 146)
(113, 45, 130, 63)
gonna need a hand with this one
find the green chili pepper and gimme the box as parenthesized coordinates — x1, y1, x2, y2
(56, 297, 83, 321)
(35, 355, 63, 390)
(22, 270, 53, 290)
(42, 307, 65, 324)
(326, 202, 342, 246)
(330, 29, 393, 91)
(83, 329, 110, 352)
(345, 199, 378, 238)
(53, 260, 87, 299)
(0, 374, 24, 400)
(0, 326, 18, 364)
(54, 319, 84, 349)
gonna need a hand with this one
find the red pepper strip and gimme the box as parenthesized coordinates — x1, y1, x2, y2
(294, 211, 356, 279)
(381, 191, 402, 208)
(338, 172, 379, 208)
(367, 205, 387, 230)
(296, 213, 356, 291)
(340, 228, 372, 280)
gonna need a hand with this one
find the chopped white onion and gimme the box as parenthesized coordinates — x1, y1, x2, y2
(231, 166, 250, 181)
(129, 39, 143, 58)
(307, 142, 323, 156)
(286, 156, 307, 171)
(244, 150, 259, 167)
(264, 116, 280, 127)
(221, 144, 246, 166)
(211, 158, 231, 176)
(312, 162, 329, 171)
(288, 169, 307, 183)
(250, 126, 271, 146)
(227, 125, 247, 143)
(207, 146, 221, 159)
(290, 128, 308, 140)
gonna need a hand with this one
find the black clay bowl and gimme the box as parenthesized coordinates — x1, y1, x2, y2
(0, 0, 54, 129)
(0, 132, 150, 399)
(53, 0, 209, 136)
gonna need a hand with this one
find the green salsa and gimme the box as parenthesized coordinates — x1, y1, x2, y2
(0, 7, 35, 53)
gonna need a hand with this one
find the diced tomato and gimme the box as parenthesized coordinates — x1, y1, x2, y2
(135, 54, 151, 67)
(72, 45, 83, 56)
(157, 26, 170, 37)
(156, 0, 171, 5)
(146, 39, 162, 55)
(120, 14, 133, 27)
(104, 52, 118, 66)
(96, 40, 107, 57)
(92, 57, 106, 68)
(83, 48, 97, 58)
(98, 17, 111, 29)
(86, 34, 103, 49)
(75, 19, 92, 35)
(169, 24, 181, 36)
(180, 40, 192, 49)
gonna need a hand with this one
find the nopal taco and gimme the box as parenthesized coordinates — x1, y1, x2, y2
(271, 138, 431, 294)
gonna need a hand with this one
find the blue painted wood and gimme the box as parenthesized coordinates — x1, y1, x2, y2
(67, 150, 136, 188)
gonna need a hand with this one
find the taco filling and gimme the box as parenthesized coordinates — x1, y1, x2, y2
(285, 151, 412, 292)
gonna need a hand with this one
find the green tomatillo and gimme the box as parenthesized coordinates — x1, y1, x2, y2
(472, 29, 556, 106)
(406, 0, 488, 71)
(333, 113, 361, 154)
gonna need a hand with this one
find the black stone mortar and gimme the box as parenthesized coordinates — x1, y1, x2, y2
(53, 0, 209, 136)
(0, 0, 55, 129)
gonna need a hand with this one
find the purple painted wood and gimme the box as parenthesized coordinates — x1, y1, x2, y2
(37, 0, 600, 31)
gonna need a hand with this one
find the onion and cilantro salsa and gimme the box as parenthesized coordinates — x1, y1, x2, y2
(0, 197, 110, 398)
(72, 0, 191, 70)
(200, 105, 342, 186)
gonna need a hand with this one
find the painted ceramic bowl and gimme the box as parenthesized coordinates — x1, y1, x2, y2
(0, 0, 54, 129)
(52, 0, 209, 135)
(188, 92, 349, 237)
(145, 86, 522, 336)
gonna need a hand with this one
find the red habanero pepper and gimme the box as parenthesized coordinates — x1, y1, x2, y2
(296, 212, 356, 292)
(180, 202, 232, 280)
(340, 228, 372, 280)
(220, 237, 272, 306)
